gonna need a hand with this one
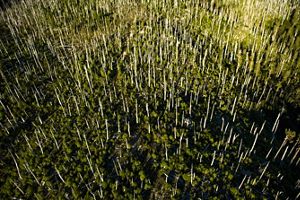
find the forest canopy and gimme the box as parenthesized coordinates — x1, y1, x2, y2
(0, 0, 299, 199)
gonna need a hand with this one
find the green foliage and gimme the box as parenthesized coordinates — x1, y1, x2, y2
(0, 0, 299, 199)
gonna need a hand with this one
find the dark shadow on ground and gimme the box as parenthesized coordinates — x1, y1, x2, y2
(0, 0, 18, 11)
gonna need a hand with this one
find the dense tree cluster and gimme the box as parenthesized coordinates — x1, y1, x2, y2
(0, 0, 299, 199)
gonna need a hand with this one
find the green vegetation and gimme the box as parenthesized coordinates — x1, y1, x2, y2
(0, 0, 299, 199)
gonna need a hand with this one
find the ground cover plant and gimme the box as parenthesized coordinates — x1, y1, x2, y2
(0, 0, 300, 199)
